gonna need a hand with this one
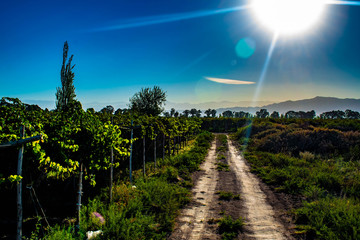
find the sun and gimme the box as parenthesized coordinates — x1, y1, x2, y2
(251, 0, 326, 35)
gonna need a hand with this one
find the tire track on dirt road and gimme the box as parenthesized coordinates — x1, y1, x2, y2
(227, 136, 290, 240)
(170, 139, 219, 240)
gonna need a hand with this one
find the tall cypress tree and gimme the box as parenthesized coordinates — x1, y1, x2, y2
(56, 41, 76, 111)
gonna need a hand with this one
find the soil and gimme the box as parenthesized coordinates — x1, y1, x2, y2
(169, 134, 296, 240)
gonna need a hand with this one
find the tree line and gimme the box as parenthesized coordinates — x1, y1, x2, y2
(209, 109, 360, 119)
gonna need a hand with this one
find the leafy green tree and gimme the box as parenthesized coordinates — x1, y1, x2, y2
(114, 108, 123, 115)
(204, 109, 212, 117)
(100, 105, 114, 114)
(190, 108, 197, 117)
(270, 111, 280, 118)
(305, 110, 316, 119)
(235, 111, 249, 118)
(86, 108, 95, 114)
(129, 86, 166, 116)
(56, 41, 77, 111)
(256, 109, 269, 118)
(223, 110, 234, 118)
(285, 110, 297, 119)
(196, 110, 202, 118)
(285, 110, 315, 119)
(320, 110, 345, 119)
(345, 109, 360, 119)
(204, 109, 217, 117)
(182, 110, 190, 117)
(211, 109, 217, 117)
(170, 108, 176, 117)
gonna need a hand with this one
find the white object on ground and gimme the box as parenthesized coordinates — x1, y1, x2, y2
(87, 230, 103, 240)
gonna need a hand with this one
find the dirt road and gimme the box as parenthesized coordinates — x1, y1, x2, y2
(170, 135, 291, 240)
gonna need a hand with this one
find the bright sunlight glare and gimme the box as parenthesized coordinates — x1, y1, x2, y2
(251, 0, 326, 35)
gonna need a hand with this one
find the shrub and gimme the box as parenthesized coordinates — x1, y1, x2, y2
(299, 151, 315, 162)
(296, 198, 360, 240)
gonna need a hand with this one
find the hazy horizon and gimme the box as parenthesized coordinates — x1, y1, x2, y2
(14, 95, 360, 113)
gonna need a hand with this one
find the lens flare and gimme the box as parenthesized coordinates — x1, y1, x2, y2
(325, 0, 360, 6)
(235, 37, 256, 58)
(252, 32, 279, 106)
(91, 5, 249, 32)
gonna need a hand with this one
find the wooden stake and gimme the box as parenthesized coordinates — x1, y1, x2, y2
(109, 116, 114, 202)
(16, 125, 25, 240)
(109, 147, 113, 202)
(162, 133, 165, 161)
(129, 120, 133, 185)
(168, 136, 171, 158)
(154, 136, 156, 169)
(143, 137, 145, 177)
(76, 162, 83, 231)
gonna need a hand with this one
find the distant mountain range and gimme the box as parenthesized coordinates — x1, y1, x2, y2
(216, 97, 360, 115)
(164, 100, 273, 111)
(20, 96, 360, 115)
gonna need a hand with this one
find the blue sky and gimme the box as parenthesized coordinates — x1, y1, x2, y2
(1, 0, 360, 109)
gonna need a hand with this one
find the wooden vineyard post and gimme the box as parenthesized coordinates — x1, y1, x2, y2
(16, 125, 25, 240)
(109, 147, 113, 202)
(168, 136, 171, 158)
(176, 136, 179, 155)
(109, 115, 114, 202)
(173, 138, 176, 156)
(76, 162, 83, 232)
(162, 133, 165, 161)
(154, 136, 156, 170)
(129, 120, 134, 185)
(143, 137, 146, 177)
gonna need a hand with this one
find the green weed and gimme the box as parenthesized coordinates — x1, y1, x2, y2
(216, 162, 230, 172)
(218, 215, 244, 240)
(43, 225, 77, 240)
(216, 191, 240, 201)
(217, 153, 226, 160)
(296, 197, 360, 240)
(217, 145, 227, 153)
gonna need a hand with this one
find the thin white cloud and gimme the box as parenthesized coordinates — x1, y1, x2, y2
(205, 77, 255, 85)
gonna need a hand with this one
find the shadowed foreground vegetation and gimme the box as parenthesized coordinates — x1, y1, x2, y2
(44, 131, 214, 239)
(233, 118, 360, 239)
